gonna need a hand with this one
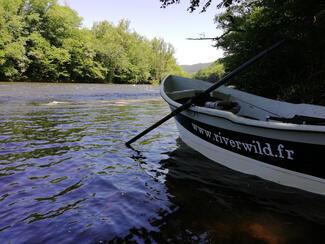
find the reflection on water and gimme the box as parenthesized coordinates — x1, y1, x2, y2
(150, 141, 325, 243)
(1, 82, 325, 243)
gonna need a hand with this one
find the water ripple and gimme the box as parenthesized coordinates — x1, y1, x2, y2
(1, 82, 325, 243)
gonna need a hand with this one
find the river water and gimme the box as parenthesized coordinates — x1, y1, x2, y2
(0, 82, 325, 243)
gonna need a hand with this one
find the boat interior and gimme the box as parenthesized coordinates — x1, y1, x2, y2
(163, 75, 325, 125)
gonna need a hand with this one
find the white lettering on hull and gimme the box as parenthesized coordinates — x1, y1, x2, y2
(192, 123, 294, 160)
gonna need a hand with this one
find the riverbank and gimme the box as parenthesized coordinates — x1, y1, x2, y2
(0, 80, 158, 85)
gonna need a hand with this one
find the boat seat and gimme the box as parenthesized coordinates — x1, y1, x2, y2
(210, 90, 231, 101)
(205, 101, 241, 114)
(268, 115, 325, 125)
(166, 89, 203, 100)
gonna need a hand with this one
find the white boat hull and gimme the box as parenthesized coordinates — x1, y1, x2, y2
(161, 75, 325, 196)
(175, 120, 325, 196)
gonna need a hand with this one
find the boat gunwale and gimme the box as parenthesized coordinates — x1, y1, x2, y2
(160, 75, 325, 133)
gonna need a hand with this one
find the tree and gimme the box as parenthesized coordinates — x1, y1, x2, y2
(160, 0, 239, 12)
(0, 0, 186, 83)
(62, 29, 107, 82)
(42, 4, 82, 46)
(91, 20, 186, 84)
(0, 0, 28, 80)
(161, 0, 325, 104)
(26, 32, 70, 81)
(193, 61, 224, 81)
(215, 0, 325, 103)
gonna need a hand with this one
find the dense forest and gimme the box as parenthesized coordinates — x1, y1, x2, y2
(0, 0, 187, 84)
(162, 0, 325, 104)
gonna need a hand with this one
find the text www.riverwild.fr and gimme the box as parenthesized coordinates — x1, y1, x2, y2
(191, 123, 294, 160)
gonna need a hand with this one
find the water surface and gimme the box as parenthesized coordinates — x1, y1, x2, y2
(1, 82, 325, 243)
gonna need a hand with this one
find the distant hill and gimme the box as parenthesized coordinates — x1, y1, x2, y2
(180, 62, 213, 75)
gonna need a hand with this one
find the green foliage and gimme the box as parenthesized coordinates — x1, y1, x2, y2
(214, 0, 325, 104)
(193, 62, 224, 81)
(26, 32, 70, 81)
(91, 20, 188, 84)
(62, 30, 107, 82)
(0, 0, 185, 83)
(0, 0, 27, 79)
(42, 4, 82, 46)
(160, 0, 238, 12)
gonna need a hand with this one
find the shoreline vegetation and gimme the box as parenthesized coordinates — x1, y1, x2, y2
(162, 0, 325, 105)
(3, 0, 324, 105)
(0, 0, 188, 85)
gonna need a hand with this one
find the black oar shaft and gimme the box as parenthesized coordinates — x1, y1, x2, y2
(126, 100, 192, 146)
(125, 40, 285, 146)
(202, 40, 285, 96)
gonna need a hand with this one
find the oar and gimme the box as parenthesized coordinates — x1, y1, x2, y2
(126, 40, 285, 146)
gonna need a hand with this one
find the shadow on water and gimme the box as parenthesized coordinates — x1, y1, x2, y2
(114, 139, 325, 243)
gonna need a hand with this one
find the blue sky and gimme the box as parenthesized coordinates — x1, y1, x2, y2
(63, 0, 223, 65)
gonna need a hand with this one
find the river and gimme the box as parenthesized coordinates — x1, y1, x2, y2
(0, 82, 325, 243)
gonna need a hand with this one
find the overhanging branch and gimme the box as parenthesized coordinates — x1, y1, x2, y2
(186, 37, 217, 40)
(186, 29, 232, 41)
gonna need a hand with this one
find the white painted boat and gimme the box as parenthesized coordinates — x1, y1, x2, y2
(161, 75, 325, 195)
